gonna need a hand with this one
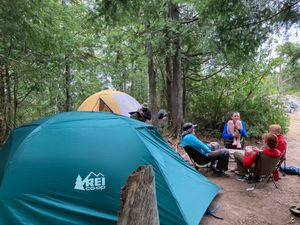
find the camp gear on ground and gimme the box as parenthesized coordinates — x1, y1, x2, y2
(289, 206, 300, 217)
(0, 112, 219, 225)
(205, 206, 223, 220)
(78, 89, 141, 117)
(280, 165, 300, 176)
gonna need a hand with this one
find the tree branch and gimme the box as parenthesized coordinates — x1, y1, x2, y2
(17, 84, 37, 105)
(230, 0, 300, 30)
(185, 65, 228, 82)
(180, 16, 199, 24)
(182, 52, 212, 57)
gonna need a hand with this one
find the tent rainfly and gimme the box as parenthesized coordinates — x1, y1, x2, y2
(78, 90, 141, 117)
(0, 112, 220, 225)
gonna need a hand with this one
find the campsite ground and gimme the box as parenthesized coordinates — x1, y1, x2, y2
(196, 108, 300, 225)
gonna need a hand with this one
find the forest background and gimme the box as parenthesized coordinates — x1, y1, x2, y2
(0, 0, 300, 146)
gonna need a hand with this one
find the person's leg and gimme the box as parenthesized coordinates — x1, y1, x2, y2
(236, 134, 241, 148)
(235, 120, 242, 130)
(227, 120, 237, 145)
(233, 151, 248, 176)
(208, 150, 229, 171)
(235, 120, 242, 148)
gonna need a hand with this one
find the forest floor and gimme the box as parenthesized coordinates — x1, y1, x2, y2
(196, 107, 300, 225)
(171, 101, 300, 225)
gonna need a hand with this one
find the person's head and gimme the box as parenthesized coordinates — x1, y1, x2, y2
(262, 133, 278, 149)
(182, 122, 197, 134)
(230, 111, 240, 121)
(157, 109, 167, 120)
(141, 103, 148, 111)
(269, 124, 281, 135)
(142, 102, 148, 109)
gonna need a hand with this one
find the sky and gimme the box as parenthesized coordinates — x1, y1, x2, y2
(269, 24, 300, 57)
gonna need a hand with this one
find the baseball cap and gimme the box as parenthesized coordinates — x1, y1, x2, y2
(182, 122, 197, 131)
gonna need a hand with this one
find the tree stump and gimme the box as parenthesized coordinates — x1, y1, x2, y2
(118, 165, 159, 225)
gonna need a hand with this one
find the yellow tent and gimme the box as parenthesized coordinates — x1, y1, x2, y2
(78, 90, 141, 117)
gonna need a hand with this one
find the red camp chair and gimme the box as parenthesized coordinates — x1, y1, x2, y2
(250, 152, 281, 188)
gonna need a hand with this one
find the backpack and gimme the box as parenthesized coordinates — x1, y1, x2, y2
(280, 166, 300, 176)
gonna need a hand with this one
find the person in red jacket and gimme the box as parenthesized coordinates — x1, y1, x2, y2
(269, 124, 287, 156)
(269, 124, 287, 180)
(234, 133, 281, 178)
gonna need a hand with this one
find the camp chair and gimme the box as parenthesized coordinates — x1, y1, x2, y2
(251, 152, 281, 188)
(223, 137, 245, 149)
(183, 146, 212, 172)
(277, 150, 287, 176)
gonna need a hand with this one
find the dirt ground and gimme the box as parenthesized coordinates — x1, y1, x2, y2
(196, 109, 300, 225)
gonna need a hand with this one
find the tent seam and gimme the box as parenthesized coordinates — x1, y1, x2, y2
(125, 121, 188, 224)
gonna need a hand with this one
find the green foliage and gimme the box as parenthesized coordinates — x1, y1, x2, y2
(185, 53, 290, 138)
(1, 0, 299, 143)
(276, 42, 300, 95)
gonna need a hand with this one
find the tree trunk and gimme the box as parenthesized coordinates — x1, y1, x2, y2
(0, 65, 6, 144)
(118, 165, 159, 225)
(165, 55, 173, 120)
(64, 55, 71, 111)
(182, 65, 186, 119)
(166, 2, 183, 134)
(13, 72, 18, 127)
(145, 21, 158, 126)
(5, 65, 13, 136)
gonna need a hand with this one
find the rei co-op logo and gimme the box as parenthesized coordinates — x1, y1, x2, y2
(74, 172, 106, 191)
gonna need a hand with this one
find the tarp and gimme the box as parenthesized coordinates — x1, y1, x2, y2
(78, 90, 141, 117)
(0, 112, 219, 225)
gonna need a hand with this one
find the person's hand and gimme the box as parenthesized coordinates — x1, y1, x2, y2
(252, 146, 261, 152)
(233, 131, 240, 138)
(138, 109, 144, 115)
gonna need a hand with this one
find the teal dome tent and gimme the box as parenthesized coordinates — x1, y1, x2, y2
(0, 112, 219, 225)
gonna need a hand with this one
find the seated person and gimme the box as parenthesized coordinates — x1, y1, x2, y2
(157, 109, 167, 120)
(269, 124, 286, 156)
(222, 111, 247, 149)
(181, 122, 230, 176)
(129, 103, 152, 122)
(234, 133, 281, 178)
(268, 124, 287, 180)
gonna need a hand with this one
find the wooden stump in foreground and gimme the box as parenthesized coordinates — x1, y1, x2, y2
(117, 165, 159, 225)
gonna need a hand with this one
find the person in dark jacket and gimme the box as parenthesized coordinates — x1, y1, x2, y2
(130, 103, 152, 122)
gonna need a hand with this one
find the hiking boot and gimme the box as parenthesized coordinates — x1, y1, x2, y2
(234, 171, 246, 176)
(236, 175, 248, 182)
(213, 170, 230, 177)
(254, 176, 262, 183)
(210, 164, 217, 172)
(194, 165, 200, 170)
(245, 176, 261, 183)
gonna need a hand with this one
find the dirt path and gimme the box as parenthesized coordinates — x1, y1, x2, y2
(199, 110, 300, 225)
